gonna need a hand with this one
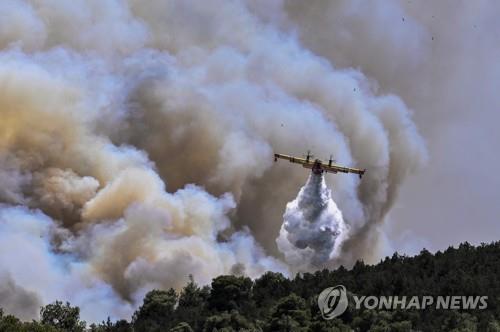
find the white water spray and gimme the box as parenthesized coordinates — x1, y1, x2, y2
(277, 174, 348, 272)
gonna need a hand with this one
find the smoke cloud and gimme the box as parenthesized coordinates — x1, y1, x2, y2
(3, 0, 480, 323)
(0, 272, 41, 321)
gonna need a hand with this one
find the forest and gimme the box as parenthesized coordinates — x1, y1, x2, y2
(1, 241, 500, 332)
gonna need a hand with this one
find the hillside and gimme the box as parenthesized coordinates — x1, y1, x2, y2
(2, 241, 500, 331)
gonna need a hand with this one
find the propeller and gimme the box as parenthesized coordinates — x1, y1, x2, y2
(304, 150, 314, 160)
(328, 154, 336, 166)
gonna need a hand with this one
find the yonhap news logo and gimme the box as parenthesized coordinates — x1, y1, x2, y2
(318, 285, 488, 320)
(317, 285, 349, 319)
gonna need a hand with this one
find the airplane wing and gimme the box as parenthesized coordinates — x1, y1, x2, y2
(274, 153, 311, 166)
(323, 162, 366, 178)
(274, 152, 366, 178)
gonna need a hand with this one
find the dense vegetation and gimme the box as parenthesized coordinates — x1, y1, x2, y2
(2, 241, 500, 331)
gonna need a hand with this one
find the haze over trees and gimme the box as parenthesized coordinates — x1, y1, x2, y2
(1, 241, 500, 331)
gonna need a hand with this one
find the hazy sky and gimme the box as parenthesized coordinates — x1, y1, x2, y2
(377, 1, 500, 254)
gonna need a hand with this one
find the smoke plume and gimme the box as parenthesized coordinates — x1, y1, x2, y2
(277, 174, 348, 272)
(0, 0, 456, 323)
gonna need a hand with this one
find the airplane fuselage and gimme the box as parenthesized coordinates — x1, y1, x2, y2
(311, 159, 325, 175)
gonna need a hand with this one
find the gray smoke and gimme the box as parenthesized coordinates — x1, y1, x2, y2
(0, 0, 456, 323)
(0, 272, 41, 321)
(277, 174, 348, 272)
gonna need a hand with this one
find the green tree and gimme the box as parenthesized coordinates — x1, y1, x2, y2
(88, 317, 132, 332)
(442, 311, 478, 332)
(203, 311, 257, 332)
(209, 276, 254, 313)
(487, 319, 500, 332)
(133, 288, 177, 332)
(265, 293, 310, 332)
(112, 319, 133, 332)
(254, 272, 291, 306)
(0, 311, 23, 332)
(308, 319, 351, 332)
(40, 301, 85, 332)
(176, 277, 210, 330)
(170, 322, 193, 332)
(22, 321, 60, 332)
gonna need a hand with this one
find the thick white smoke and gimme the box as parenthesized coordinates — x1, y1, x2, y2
(277, 174, 348, 272)
(0, 0, 433, 323)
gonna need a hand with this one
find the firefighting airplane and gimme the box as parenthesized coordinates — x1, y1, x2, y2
(274, 151, 366, 178)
